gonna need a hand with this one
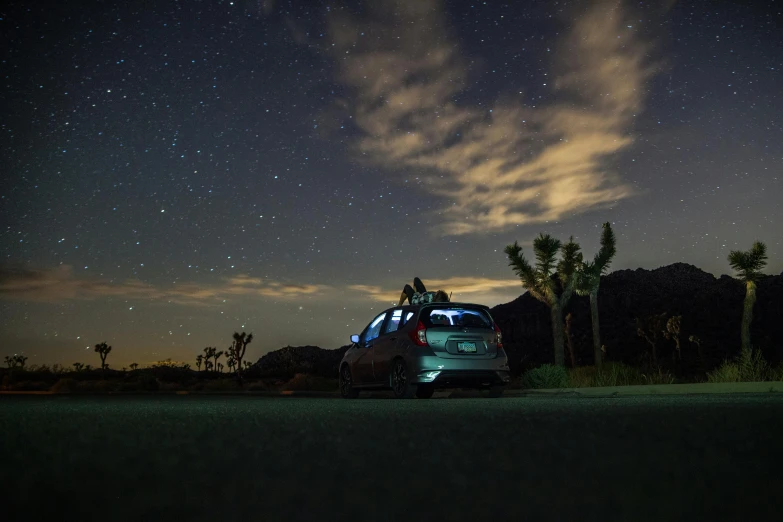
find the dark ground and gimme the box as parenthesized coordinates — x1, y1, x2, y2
(1, 394, 781, 522)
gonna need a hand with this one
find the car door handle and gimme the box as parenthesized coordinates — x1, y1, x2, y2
(390, 337, 397, 341)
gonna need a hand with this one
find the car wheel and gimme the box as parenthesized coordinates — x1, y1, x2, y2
(415, 384, 435, 399)
(339, 364, 359, 399)
(390, 359, 417, 399)
(487, 384, 504, 398)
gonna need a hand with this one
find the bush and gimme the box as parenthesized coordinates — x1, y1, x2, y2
(521, 364, 569, 389)
(567, 366, 597, 388)
(641, 367, 676, 385)
(592, 362, 643, 387)
(707, 347, 771, 383)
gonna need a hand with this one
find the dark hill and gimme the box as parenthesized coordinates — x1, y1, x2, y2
(491, 263, 783, 376)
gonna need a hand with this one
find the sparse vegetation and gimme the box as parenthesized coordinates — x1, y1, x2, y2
(521, 364, 569, 389)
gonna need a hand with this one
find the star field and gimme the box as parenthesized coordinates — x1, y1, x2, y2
(1, 0, 781, 367)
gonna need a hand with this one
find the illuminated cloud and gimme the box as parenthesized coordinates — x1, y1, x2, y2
(0, 265, 329, 305)
(328, 0, 657, 235)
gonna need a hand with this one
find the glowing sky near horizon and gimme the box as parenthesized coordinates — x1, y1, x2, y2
(1, 0, 781, 367)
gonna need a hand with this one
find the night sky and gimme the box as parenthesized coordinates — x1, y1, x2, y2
(1, 0, 781, 368)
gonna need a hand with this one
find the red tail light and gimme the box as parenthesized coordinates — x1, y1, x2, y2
(493, 324, 504, 349)
(409, 320, 428, 346)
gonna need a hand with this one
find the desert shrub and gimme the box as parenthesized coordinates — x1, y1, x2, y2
(707, 347, 771, 383)
(641, 367, 676, 385)
(567, 366, 597, 388)
(521, 364, 569, 389)
(51, 378, 78, 393)
(707, 363, 741, 383)
(592, 362, 643, 387)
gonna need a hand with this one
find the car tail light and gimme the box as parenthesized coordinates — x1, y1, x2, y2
(409, 320, 428, 346)
(493, 324, 503, 349)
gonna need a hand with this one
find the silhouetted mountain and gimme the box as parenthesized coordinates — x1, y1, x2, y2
(491, 263, 783, 376)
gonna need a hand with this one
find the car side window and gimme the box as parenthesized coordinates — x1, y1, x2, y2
(383, 309, 403, 334)
(362, 312, 387, 345)
(400, 311, 414, 327)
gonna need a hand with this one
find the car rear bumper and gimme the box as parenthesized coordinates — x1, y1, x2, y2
(408, 353, 511, 387)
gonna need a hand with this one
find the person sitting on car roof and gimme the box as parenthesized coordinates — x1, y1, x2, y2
(398, 277, 450, 306)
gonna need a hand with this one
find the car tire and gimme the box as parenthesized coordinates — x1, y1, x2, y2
(339, 364, 359, 399)
(487, 384, 504, 398)
(416, 384, 435, 399)
(390, 359, 417, 399)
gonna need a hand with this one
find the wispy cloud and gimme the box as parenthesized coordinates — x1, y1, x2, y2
(327, 0, 657, 235)
(0, 265, 329, 305)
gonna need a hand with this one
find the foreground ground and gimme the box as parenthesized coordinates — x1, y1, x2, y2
(1, 394, 781, 522)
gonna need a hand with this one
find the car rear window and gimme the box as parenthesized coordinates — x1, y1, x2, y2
(420, 306, 493, 328)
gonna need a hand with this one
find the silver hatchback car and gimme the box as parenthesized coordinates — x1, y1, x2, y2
(339, 302, 511, 399)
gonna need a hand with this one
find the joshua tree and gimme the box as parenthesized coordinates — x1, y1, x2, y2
(727, 241, 767, 354)
(213, 350, 224, 373)
(688, 335, 704, 362)
(663, 315, 682, 361)
(243, 360, 252, 370)
(226, 354, 236, 373)
(230, 332, 254, 384)
(196, 354, 204, 371)
(73, 362, 84, 372)
(203, 347, 217, 372)
(216, 362, 224, 373)
(94, 342, 112, 378)
(505, 234, 582, 366)
(129, 363, 139, 371)
(574, 222, 617, 370)
(636, 313, 668, 368)
(564, 313, 577, 368)
(181, 363, 191, 371)
(4, 355, 27, 369)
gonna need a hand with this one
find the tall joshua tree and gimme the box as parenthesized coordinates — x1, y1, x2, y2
(196, 354, 204, 372)
(95, 342, 111, 379)
(727, 241, 767, 353)
(505, 234, 582, 367)
(94, 342, 112, 378)
(575, 222, 617, 370)
(230, 332, 253, 384)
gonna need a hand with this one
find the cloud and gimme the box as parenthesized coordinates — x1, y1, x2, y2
(327, 0, 658, 235)
(0, 265, 329, 305)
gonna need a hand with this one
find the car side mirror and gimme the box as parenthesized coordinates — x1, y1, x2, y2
(350, 334, 360, 344)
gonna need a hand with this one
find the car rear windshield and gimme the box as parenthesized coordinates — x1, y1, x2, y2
(420, 306, 493, 328)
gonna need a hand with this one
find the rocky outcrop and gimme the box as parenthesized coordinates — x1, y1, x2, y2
(252, 345, 349, 379)
(491, 263, 783, 376)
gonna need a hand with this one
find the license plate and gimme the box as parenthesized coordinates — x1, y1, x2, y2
(457, 342, 477, 353)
